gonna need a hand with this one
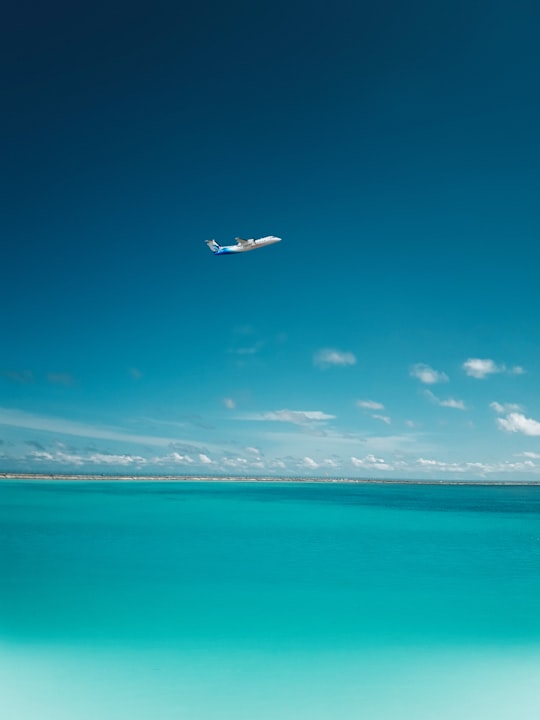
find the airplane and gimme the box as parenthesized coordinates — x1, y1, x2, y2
(205, 235, 282, 255)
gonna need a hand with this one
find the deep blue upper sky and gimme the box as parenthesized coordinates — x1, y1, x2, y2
(2, 0, 540, 478)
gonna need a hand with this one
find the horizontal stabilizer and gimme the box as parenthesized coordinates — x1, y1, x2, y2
(205, 239, 221, 253)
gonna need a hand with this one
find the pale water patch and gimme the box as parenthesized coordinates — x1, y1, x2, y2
(2, 644, 540, 720)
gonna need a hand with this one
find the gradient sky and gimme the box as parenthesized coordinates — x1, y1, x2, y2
(2, 0, 540, 478)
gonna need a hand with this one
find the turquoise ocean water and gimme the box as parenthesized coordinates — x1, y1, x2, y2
(1, 480, 540, 719)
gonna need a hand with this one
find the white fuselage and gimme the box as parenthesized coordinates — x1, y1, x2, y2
(235, 235, 281, 252)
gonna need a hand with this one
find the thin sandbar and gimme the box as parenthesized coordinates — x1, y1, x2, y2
(2, 473, 540, 486)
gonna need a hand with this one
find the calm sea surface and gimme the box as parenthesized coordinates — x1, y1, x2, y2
(1, 480, 540, 719)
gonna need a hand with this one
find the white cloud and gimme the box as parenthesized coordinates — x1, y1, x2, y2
(29, 449, 147, 467)
(18, 437, 540, 480)
(463, 358, 502, 378)
(414, 457, 539, 476)
(410, 363, 449, 384)
(29, 450, 55, 462)
(357, 400, 384, 410)
(223, 397, 236, 409)
(321, 457, 340, 468)
(165, 452, 194, 464)
(149, 452, 194, 465)
(425, 390, 467, 410)
(88, 452, 146, 466)
(314, 348, 356, 369)
(463, 358, 525, 379)
(438, 398, 466, 410)
(351, 454, 393, 471)
(490, 401, 523, 414)
(260, 409, 335, 425)
(222, 456, 248, 468)
(497, 412, 540, 437)
(372, 414, 391, 425)
(416, 458, 468, 473)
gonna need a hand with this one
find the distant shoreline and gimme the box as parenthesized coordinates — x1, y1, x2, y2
(1, 473, 540, 486)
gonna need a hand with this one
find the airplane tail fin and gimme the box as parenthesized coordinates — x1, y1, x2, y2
(205, 239, 221, 254)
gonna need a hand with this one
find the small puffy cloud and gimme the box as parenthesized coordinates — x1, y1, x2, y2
(222, 456, 248, 469)
(425, 390, 467, 410)
(438, 398, 466, 410)
(497, 412, 540, 437)
(413, 457, 539, 475)
(490, 401, 523, 414)
(416, 458, 438, 467)
(199, 453, 213, 464)
(416, 457, 467, 473)
(261, 409, 335, 425)
(169, 452, 194, 464)
(372, 414, 391, 425)
(357, 399, 384, 410)
(463, 358, 525, 379)
(463, 358, 502, 378)
(29, 450, 55, 462)
(321, 457, 340, 468)
(314, 348, 356, 369)
(351, 454, 393, 471)
(153, 452, 194, 465)
(223, 397, 236, 409)
(522, 451, 540, 459)
(88, 452, 146, 466)
(302, 456, 319, 469)
(410, 363, 448, 384)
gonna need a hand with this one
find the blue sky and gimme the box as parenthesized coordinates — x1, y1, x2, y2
(2, 0, 540, 479)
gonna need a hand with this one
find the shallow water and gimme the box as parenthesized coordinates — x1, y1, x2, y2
(2, 481, 540, 718)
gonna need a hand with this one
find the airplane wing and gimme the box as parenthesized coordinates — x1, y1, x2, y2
(235, 237, 251, 246)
